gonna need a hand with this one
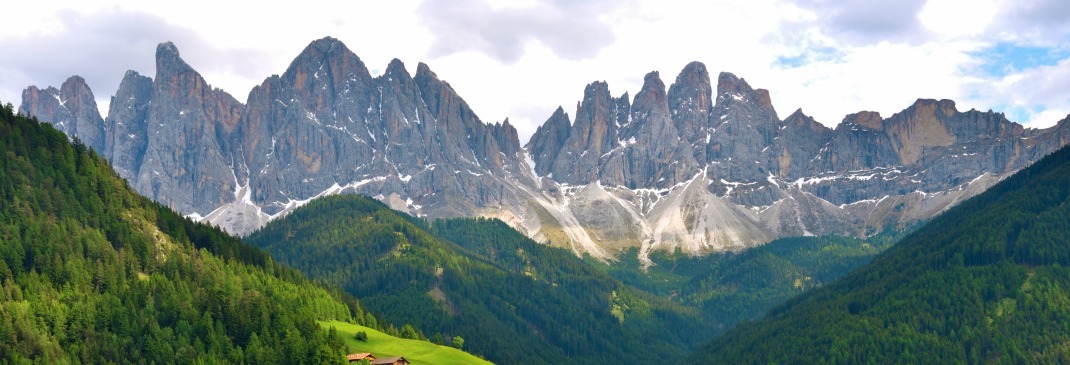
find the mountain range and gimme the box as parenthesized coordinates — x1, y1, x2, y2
(20, 36, 1070, 262)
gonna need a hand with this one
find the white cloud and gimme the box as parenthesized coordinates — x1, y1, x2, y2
(975, 57, 1070, 127)
(918, 0, 999, 38)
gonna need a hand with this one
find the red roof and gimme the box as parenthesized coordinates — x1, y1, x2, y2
(347, 353, 375, 361)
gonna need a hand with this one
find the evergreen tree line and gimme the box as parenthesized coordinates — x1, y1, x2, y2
(0, 102, 378, 363)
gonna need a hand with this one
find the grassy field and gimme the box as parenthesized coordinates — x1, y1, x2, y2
(319, 320, 494, 365)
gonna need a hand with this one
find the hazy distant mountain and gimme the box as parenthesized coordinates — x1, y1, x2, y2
(20, 37, 1070, 261)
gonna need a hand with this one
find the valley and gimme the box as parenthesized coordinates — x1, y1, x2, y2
(8, 30, 1070, 364)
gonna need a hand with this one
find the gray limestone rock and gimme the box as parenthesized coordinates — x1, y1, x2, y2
(133, 42, 244, 215)
(19, 76, 106, 153)
(18, 40, 1070, 261)
(525, 106, 571, 177)
(105, 70, 153, 181)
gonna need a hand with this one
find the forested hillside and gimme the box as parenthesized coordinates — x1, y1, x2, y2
(689, 142, 1070, 363)
(245, 196, 704, 365)
(0, 102, 368, 363)
(245, 193, 912, 364)
(596, 231, 900, 330)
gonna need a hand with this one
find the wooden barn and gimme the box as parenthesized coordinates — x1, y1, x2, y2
(372, 356, 410, 365)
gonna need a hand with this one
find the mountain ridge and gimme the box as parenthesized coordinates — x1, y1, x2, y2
(20, 36, 1070, 261)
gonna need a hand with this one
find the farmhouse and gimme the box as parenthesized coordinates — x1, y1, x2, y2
(372, 356, 410, 365)
(347, 353, 375, 362)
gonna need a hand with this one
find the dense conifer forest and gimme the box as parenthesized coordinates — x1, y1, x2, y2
(246, 195, 706, 365)
(689, 141, 1070, 363)
(245, 191, 910, 364)
(0, 102, 374, 363)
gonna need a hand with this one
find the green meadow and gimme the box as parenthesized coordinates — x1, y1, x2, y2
(320, 320, 494, 365)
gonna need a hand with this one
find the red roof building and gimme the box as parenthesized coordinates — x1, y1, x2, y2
(347, 353, 375, 362)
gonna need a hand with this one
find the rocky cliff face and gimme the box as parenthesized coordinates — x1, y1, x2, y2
(104, 71, 153, 181)
(526, 107, 572, 177)
(20, 37, 1070, 263)
(133, 42, 244, 215)
(213, 38, 534, 235)
(19, 76, 106, 153)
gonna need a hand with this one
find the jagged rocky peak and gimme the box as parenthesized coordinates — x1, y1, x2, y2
(614, 92, 631, 127)
(18, 75, 106, 153)
(414, 62, 435, 81)
(668, 61, 713, 154)
(377, 58, 428, 144)
(104, 70, 154, 180)
(771, 108, 832, 179)
(781, 108, 831, 138)
(155, 42, 194, 77)
(889, 98, 958, 125)
(492, 118, 522, 157)
(156, 41, 179, 59)
(526, 106, 572, 176)
(631, 71, 670, 120)
(413, 60, 473, 120)
(612, 70, 700, 188)
(841, 110, 883, 130)
(287, 36, 361, 73)
(715, 72, 775, 111)
(873, 98, 959, 166)
(412, 60, 507, 169)
(674, 61, 712, 90)
(385, 58, 408, 75)
(283, 36, 373, 108)
(549, 80, 618, 184)
(784, 108, 816, 126)
(113, 70, 154, 101)
(134, 41, 243, 215)
(703, 70, 781, 177)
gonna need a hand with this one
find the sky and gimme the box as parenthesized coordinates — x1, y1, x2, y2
(1, 0, 1068, 144)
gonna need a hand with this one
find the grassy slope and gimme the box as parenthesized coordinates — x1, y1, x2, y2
(321, 320, 492, 365)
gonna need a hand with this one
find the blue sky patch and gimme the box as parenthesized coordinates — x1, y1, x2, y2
(775, 54, 808, 68)
(996, 104, 1047, 125)
(774, 47, 845, 69)
(973, 43, 1069, 77)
